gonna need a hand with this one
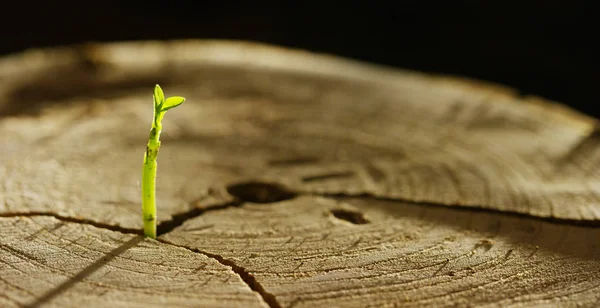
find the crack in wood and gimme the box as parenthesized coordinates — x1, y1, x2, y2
(313, 192, 600, 228)
(267, 157, 319, 167)
(0, 198, 244, 238)
(3, 185, 598, 244)
(156, 200, 243, 236)
(158, 239, 281, 308)
(301, 171, 355, 182)
(0, 212, 140, 235)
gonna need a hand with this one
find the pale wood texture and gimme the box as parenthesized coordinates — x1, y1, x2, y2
(0, 40, 599, 307)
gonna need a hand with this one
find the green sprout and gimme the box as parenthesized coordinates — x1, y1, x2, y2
(142, 84, 185, 239)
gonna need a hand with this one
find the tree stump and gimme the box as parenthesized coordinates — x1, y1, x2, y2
(1, 40, 599, 307)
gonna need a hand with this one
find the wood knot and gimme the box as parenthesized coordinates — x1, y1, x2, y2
(330, 209, 370, 225)
(226, 181, 296, 203)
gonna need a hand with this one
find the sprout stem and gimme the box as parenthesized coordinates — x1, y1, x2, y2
(142, 126, 161, 238)
(141, 85, 185, 239)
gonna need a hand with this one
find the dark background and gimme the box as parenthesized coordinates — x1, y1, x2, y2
(1, 1, 597, 118)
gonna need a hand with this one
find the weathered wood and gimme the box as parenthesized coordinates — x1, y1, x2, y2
(0, 216, 267, 308)
(1, 40, 599, 307)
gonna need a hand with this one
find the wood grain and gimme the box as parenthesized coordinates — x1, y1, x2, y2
(1, 40, 599, 307)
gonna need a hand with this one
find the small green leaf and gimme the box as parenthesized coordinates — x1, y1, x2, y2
(161, 96, 185, 111)
(153, 84, 165, 108)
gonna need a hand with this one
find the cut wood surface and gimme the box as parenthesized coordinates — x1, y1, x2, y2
(0, 40, 599, 307)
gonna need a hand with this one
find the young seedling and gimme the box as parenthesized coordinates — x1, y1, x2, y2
(142, 84, 185, 239)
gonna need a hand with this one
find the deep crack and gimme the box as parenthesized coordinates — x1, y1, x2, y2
(157, 200, 243, 236)
(314, 192, 600, 228)
(0, 199, 244, 238)
(158, 239, 281, 308)
(3, 188, 597, 240)
(0, 212, 140, 234)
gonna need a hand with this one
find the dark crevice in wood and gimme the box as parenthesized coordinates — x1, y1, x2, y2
(0, 199, 244, 239)
(0, 212, 140, 234)
(313, 192, 600, 228)
(157, 240, 281, 308)
(330, 209, 370, 224)
(301, 171, 355, 182)
(156, 200, 243, 236)
(268, 157, 320, 166)
(226, 181, 296, 204)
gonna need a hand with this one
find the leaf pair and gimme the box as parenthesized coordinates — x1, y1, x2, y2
(154, 84, 185, 113)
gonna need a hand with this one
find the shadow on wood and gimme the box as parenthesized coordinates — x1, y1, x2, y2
(25, 235, 145, 308)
